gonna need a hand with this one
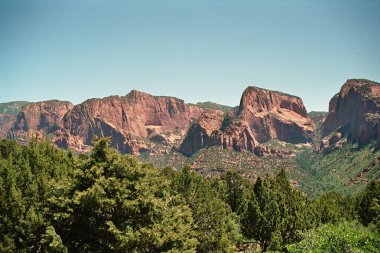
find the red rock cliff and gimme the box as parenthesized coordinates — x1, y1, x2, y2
(61, 90, 202, 153)
(237, 86, 316, 143)
(321, 79, 380, 147)
(7, 100, 73, 139)
(179, 109, 260, 157)
(0, 114, 16, 138)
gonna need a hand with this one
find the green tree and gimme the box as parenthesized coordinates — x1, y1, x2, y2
(0, 138, 74, 252)
(310, 191, 355, 225)
(287, 222, 380, 253)
(49, 138, 198, 252)
(358, 181, 380, 228)
(173, 166, 237, 252)
(220, 171, 248, 214)
(242, 177, 282, 251)
(242, 171, 312, 251)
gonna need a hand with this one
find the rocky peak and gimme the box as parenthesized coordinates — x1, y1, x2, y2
(11, 100, 73, 133)
(321, 79, 380, 147)
(239, 86, 307, 117)
(237, 86, 315, 143)
(339, 79, 380, 99)
(0, 114, 16, 138)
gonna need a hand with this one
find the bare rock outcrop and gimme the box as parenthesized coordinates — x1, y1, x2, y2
(317, 132, 346, 154)
(321, 79, 380, 148)
(180, 86, 316, 156)
(180, 110, 260, 156)
(2, 91, 202, 154)
(210, 121, 258, 153)
(61, 91, 202, 153)
(179, 110, 224, 156)
(237, 86, 316, 143)
(7, 100, 73, 140)
(0, 114, 16, 138)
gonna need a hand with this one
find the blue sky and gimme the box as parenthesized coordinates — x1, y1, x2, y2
(1, 0, 379, 111)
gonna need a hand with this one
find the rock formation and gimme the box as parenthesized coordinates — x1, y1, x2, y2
(180, 109, 260, 157)
(321, 79, 380, 148)
(60, 90, 202, 153)
(1, 85, 317, 157)
(7, 100, 73, 140)
(237, 86, 316, 143)
(308, 112, 328, 125)
(317, 132, 346, 154)
(0, 114, 16, 138)
(179, 110, 225, 156)
(180, 86, 316, 156)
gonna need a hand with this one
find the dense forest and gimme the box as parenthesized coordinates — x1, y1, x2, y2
(0, 138, 379, 252)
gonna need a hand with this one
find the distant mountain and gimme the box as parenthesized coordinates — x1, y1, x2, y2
(1, 80, 379, 159)
(308, 111, 328, 123)
(0, 86, 317, 156)
(1, 79, 380, 197)
(189, 101, 233, 112)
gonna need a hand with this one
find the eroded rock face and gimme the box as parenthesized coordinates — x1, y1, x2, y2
(7, 100, 73, 140)
(237, 86, 316, 143)
(210, 121, 258, 153)
(180, 110, 261, 156)
(0, 114, 16, 138)
(62, 91, 202, 153)
(321, 79, 380, 147)
(2, 91, 202, 154)
(179, 110, 224, 156)
(1, 86, 318, 157)
(180, 86, 316, 156)
(317, 132, 346, 154)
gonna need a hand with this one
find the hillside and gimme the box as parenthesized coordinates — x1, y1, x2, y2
(1, 138, 379, 252)
(0, 101, 29, 114)
(141, 140, 380, 198)
(190, 101, 233, 112)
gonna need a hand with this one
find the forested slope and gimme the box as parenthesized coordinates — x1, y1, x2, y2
(0, 139, 379, 252)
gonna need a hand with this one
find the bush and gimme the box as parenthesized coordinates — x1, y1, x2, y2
(287, 222, 380, 252)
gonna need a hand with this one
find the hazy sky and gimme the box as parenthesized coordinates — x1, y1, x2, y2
(1, 0, 379, 111)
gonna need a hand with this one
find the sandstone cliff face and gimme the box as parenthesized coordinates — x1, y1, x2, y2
(179, 110, 260, 156)
(179, 110, 224, 156)
(0, 114, 16, 138)
(2, 91, 202, 154)
(321, 79, 380, 147)
(2, 86, 316, 157)
(180, 86, 316, 156)
(62, 91, 202, 153)
(317, 132, 346, 154)
(7, 100, 73, 140)
(211, 121, 258, 153)
(237, 86, 316, 143)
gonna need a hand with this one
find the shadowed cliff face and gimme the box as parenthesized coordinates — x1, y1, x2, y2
(237, 86, 315, 143)
(321, 79, 380, 147)
(179, 110, 225, 156)
(0, 114, 16, 138)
